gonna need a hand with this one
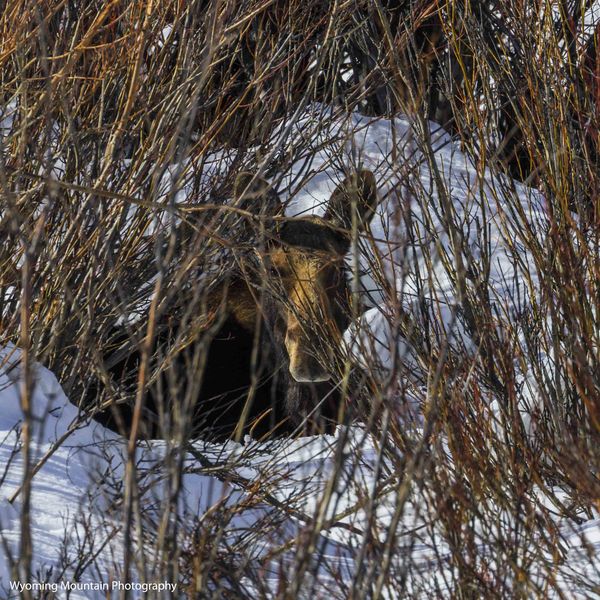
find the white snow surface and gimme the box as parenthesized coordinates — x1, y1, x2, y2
(1, 108, 598, 597)
(1, 346, 599, 598)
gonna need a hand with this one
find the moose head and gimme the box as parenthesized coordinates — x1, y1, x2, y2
(93, 169, 379, 441)
(232, 169, 378, 385)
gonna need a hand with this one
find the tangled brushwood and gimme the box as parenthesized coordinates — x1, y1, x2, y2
(0, 1, 599, 598)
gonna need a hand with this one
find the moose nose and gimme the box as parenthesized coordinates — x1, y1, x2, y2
(289, 362, 331, 384)
(285, 327, 331, 383)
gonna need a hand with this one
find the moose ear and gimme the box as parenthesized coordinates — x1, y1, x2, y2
(324, 170, 378, 232)
(234, 172, 282, 217)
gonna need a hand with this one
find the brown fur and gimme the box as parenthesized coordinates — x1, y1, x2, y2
(97, 170, 378, 440)
(224, 170, 378, 388)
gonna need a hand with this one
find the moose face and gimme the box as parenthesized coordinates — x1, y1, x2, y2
(234, 170, 378, 384)
(265, 230, 347, 382)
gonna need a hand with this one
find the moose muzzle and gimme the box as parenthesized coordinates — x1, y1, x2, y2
(284, 323, 331, 383)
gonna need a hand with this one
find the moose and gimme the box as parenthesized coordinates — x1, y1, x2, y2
(95, 169, 378, 441)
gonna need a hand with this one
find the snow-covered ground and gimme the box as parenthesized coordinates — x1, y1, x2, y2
(1, 344, 599, 598)
(1, 107, 599, 597)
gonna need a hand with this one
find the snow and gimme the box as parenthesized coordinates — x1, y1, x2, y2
(250, 107, 559, 440)
(270, 107, 547, 341)
(0, 344, 123, 595)
(1, 107, 598, 596)
(1, 344, 599, 597)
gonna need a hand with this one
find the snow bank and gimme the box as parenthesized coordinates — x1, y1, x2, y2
(259, 106, 564, 439)
(1, 106, 597, 596)
(1, 345, 598, 597)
